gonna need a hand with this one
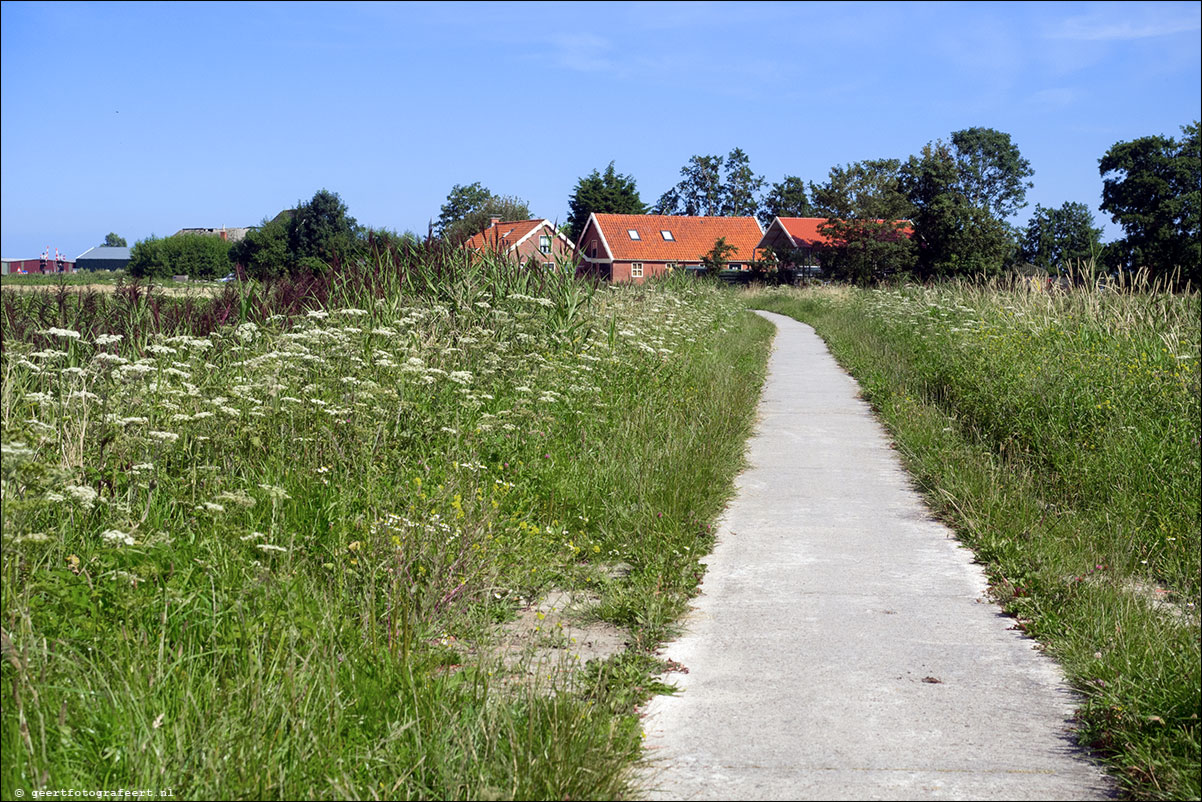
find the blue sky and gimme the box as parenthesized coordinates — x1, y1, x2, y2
(2, 0, 1199, 261)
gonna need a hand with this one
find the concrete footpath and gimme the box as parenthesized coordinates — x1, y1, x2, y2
(639, 311, 1113, 801)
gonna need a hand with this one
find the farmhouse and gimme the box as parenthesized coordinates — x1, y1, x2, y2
(575, 213, 764, 283)
(463, 218, 575, 268)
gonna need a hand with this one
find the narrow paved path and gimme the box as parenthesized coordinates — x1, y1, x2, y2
(640, 311, 1113, 801)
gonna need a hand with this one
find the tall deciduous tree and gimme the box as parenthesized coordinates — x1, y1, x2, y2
(759, 176, 814, 227)
(1099, 121, 1200, 283)
(566, 162, 647, 241)
(436, 183, 533, 246)
(722, 148, 765, 217)
(103, 232, 127, 247)
(656, 154, 725, 216)
(949, 127, 1034, 220)
(656, 148, 765, 217)
(810, 159, 913, 220)
(289, 188, 359, 268)
(901, 141, 1013, 278)
(436, 182, 493, 238)
(231, 189, 362, 278)
(1020, 202, 1104, 273)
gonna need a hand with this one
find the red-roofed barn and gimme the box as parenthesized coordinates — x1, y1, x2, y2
(463, 218, 575, 267)
(575, 213, 764, 283)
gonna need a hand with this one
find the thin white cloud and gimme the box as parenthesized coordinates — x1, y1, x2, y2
(1047, 6, 1200, 41)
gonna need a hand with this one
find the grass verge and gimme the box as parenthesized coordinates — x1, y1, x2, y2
(748, 282, 1200, 801)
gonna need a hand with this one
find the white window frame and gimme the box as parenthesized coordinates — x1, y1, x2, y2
(661, 230, 675, 241)
(628, 229, 641, 240)
(539, 235, 552, 255)
(630, 262, 644, 278)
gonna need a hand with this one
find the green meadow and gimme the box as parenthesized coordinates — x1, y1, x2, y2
(1, 250, 772, 800)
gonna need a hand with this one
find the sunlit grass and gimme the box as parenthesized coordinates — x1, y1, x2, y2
(1, 250, 771, 800)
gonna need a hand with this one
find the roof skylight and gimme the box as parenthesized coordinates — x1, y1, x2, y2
(661, 230, 675, 241)
(627, 229, 641, 240)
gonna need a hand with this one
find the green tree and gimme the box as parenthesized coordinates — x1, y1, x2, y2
(566, 162, 647, 241)
(103, 232, 127, 247)
(230, 189, 363, 278)
(127, 237, 169, 278)
(901, 141, 1014, 278)
(289, 188, 359, 269)
(700, 237, 737, 276)
(230, 216, 290, 278)
(721, 147, 765, 217)
(759, 176, 814, 227)
(437, 184, 533, 246)
(128, 234, 232, 279)
(656, 154, 724, 216)
(949, 127, 1034, 220)
(1020, 202, 1104, 273)
(816, 219, 916, 284)
(436, 182, 493, 238)
(810, 159, 913, 220)
(1099, 121, 1200, 283)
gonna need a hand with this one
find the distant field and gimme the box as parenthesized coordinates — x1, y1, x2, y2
(1, 272, 213, 294)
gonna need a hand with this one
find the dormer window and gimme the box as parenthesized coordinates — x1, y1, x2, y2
(627, 229, 641, 240)
(661, 230, 675, 241)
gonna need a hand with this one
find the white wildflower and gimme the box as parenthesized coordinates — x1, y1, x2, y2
(147, 430, 179, 443)
(42, 327, 81, 340)
(66, 485, 99, 509)
(94, 333, 123, 346)
(101, 529, 136, 547)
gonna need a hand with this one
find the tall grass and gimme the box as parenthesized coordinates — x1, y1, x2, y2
(749, 278, 1200, 800)
(1, 247, 772, 799)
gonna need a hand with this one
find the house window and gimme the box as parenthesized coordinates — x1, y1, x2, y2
(588, 239, 598, 258)
(539, 235, 551, 255)
(627, 229, 641, 240)
(729, 263, 742, 270)
(543, 261, 554, 269)
(631, 262, 644, 278)
(661, 230, 675, 241)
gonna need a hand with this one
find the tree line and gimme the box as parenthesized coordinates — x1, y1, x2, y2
(119, 121, 1197, 285)
(549, 123, 1196, 285)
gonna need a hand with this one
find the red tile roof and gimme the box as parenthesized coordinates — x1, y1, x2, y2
(463, 219, 545, 252)
(774, 217, 913, 247)
(585, 214, 764, 263)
